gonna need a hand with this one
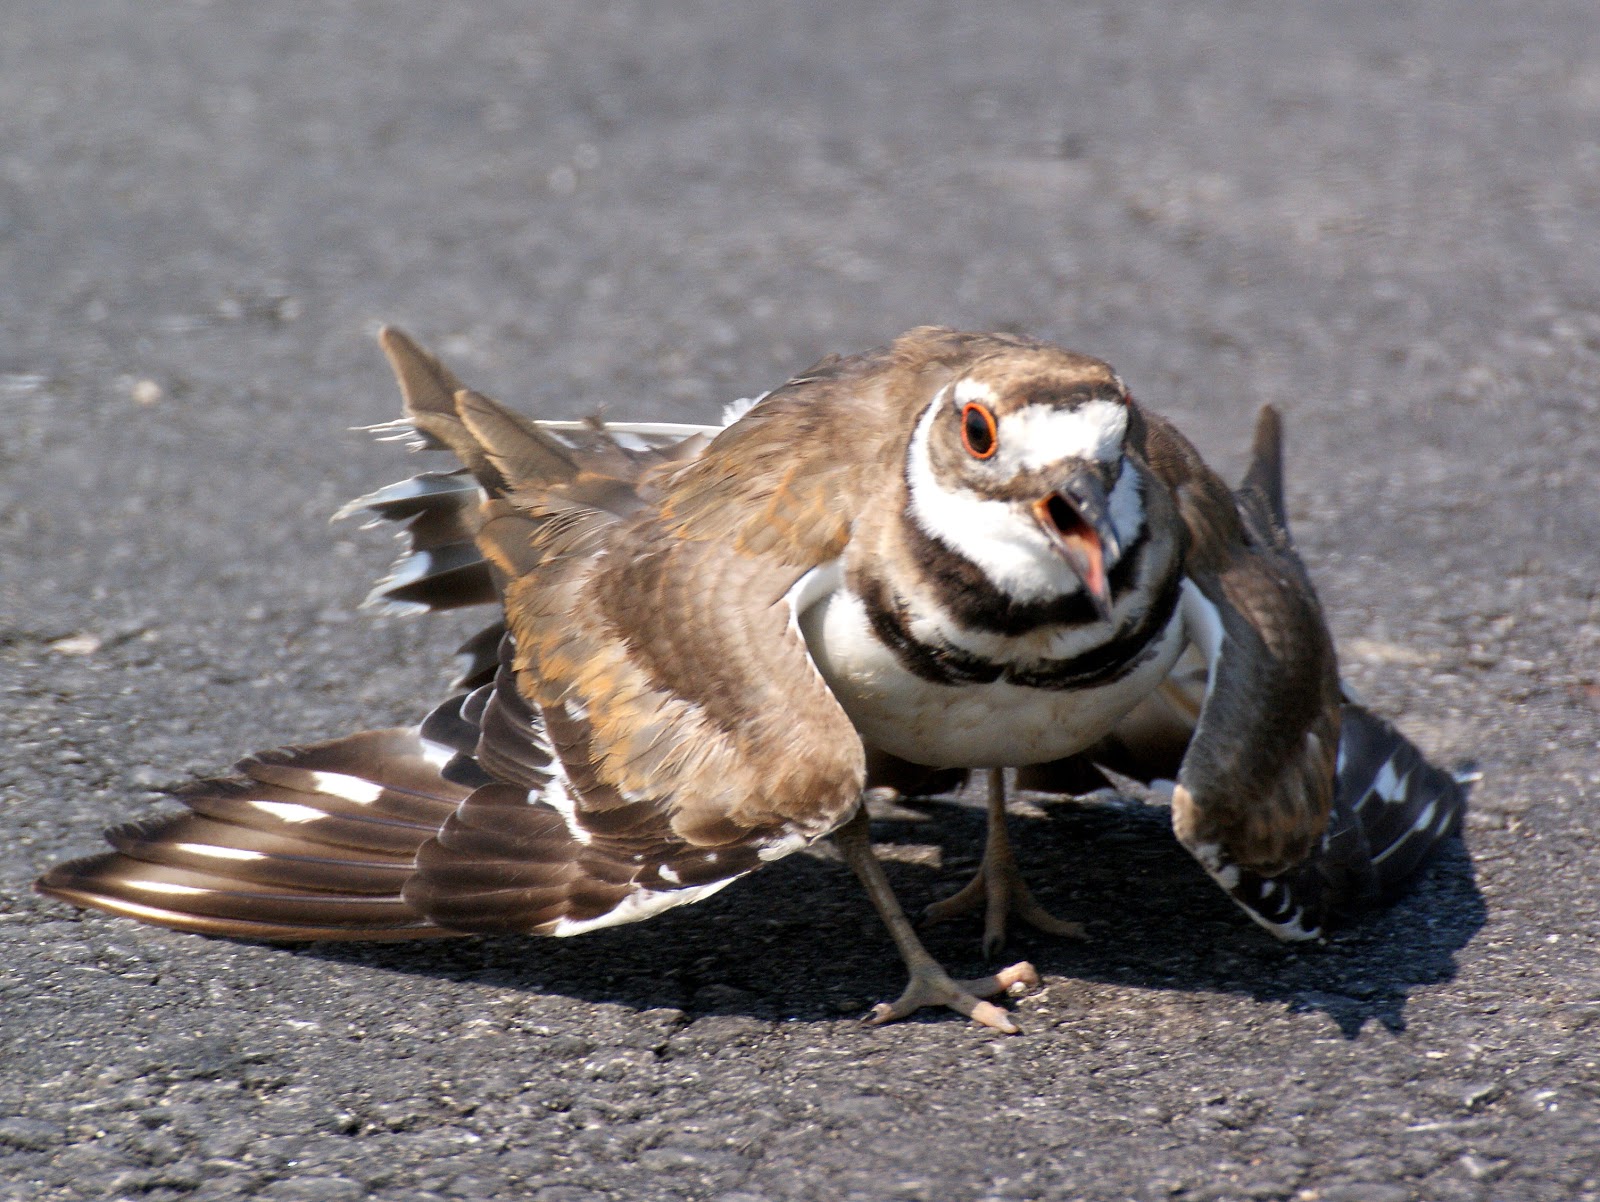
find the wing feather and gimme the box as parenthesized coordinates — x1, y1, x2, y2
(1137, 405, 1462, 939)
(389, 356, 878, 931)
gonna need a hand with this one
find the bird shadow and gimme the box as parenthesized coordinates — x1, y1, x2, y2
(297, 791, 1484, 1040)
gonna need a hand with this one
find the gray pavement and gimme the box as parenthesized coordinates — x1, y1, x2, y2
(3, 2, 1598, 1200)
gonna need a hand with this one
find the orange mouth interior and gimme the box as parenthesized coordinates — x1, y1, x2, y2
(1035, 493, 1107, 600)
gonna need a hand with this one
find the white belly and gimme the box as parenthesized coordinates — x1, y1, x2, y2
(799, 587, 1188, 769)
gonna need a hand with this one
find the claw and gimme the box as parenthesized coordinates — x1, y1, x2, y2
(925, 769, 1087, 954)
(834, 805, 1042, 1034)
(865, 961, 1040, 1033)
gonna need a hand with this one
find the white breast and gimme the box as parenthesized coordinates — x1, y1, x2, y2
(797, 586, 1188, 769)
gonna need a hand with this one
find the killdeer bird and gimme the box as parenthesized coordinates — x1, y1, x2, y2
(38, 327, 1467, 1033)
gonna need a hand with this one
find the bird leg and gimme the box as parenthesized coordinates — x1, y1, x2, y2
(924, 768, 1087, 957)
(833, 805, 1038, 1034)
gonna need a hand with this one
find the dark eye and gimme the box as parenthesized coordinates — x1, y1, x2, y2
(961, 403, 998, 459)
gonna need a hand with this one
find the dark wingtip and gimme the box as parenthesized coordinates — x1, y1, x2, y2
(1240, 404, 1287, 527)
(1203, 703, 1470, 941)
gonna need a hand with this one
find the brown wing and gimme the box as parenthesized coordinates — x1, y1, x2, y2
(37, 331, 888, 941)
(35, 729, 471, 941)
(1135, 404, 1343, 936)
(395, 340, 897, 934)
(1135, 404, 1467, 939)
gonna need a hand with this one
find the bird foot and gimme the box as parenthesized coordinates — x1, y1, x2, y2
(865, 960, 1040, 1034)
(924, 857, 1087, 959)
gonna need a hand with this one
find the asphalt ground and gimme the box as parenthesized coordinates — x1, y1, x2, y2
(3, 3, 1598, 1200)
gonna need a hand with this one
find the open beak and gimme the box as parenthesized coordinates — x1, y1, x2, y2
(1032, 466, 1123, 622)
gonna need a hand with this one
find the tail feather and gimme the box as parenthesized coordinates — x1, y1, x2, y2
(337, 469, 494, 615)
(451, 621, 507, 690)
(347, 329, 718, 618)
(35, 333, 772, 948)
(36, 708, 754, 943)
(1236, 404, 1288, 538)
(172, 780, 443, 857)
(1335, 704, 1466, 902)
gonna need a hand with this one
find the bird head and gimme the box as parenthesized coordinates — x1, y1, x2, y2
(907, 350, 1141, 620)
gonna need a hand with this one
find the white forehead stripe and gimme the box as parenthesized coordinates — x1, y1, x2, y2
(1001, 399, 1127, 470)
(952, 378, 999, 406)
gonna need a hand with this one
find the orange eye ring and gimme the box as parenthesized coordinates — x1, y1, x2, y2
(960, 402, 999, 459)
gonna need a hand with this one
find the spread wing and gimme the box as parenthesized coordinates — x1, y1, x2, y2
(385, 331, 878, 934)
(1137, 405, 1464, 939)
(38, 331, 880, 940)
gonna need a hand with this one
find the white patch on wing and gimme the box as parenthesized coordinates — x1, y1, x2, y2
(1370, 792, 1432, 868)
(907, 397, 1083, 602)
(375, 550, 440, 593)
(1186, 839, 1323, 941)
(1372, 757, 1404, 801)
(1263, 913, 1319, 941)
(537, 775, 592, 846)
(1414, 798, 1438, 832)
(307, 771, 385, 804)
(1178, 579, 1226, 698)
(532, 418, 720, 445)
(721, 391, 771, 426)
(549, 876, 743, 936)
(998, 399, 1128, 472)
(172, 843, 265, 862)
(418, 737, 457, 770)
(127, 879, 210, 897)
(756, 831, 811, 862)
(251, 801, 326, 824)
(1189, 840, 1242, 890)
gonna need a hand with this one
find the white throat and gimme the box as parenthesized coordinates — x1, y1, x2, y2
(905, 393, 1145, 603)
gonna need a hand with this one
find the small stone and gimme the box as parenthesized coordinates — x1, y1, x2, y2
(1460, 1154, 1511, 1182)
(48, 633, 101, 656)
